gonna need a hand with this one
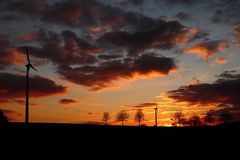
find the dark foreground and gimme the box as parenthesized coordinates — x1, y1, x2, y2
(1, 122, 239, 154)
(1, 122, 240, 138)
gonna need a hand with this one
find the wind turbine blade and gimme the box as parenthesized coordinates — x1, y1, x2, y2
(30, 64, 38, 71)
(26, 47, 30, 64)
(30, 65, 38, 71)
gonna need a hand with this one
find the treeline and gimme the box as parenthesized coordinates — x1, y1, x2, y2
(102, 109, 234, 127)
(102, 110, 145, 126)
(170, 110, 233, 127)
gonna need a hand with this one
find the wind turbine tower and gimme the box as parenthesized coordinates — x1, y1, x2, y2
(154, 105, 158, 127)
(25, 47, 37, 126)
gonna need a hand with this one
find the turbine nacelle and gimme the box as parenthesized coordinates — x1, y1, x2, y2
(25, 47, 37, 72)
(26, 63, 37, 71)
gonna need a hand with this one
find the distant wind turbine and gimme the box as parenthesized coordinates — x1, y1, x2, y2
(154, 105, 158, 127)
(25, 47, 37, 126)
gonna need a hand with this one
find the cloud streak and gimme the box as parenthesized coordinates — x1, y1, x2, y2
(182, 40, 229, 60)
(59, 99, 78, 105)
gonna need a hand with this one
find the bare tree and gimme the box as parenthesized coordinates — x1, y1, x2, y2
(102, 112, 111, 125)
(189, 115, 201, 127)
(116, 111, 129, 126)
(135, 110, 144, 126)
(219, 110, 233, 124)
(172, 111, 185, 127)
(204, 112, 215, 125)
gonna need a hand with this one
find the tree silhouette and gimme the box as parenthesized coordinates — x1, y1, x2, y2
(172, 111, 185, 127)
(189, 115, 201, 127)
(134, 110, 144, 126)
(116, 111, 129, 126)
(204, 112, 215, 125)
(219, 110, 233, 124)
(102, 112, 111, 125)
(0, 110, 8, 124)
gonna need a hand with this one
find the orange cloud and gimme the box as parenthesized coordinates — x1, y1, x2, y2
(182, 40, 229, 59)
(176, 27, 199, 45)
(16, 32, 39, 41)
(234, 24, 240, 36)
(90, 27, 101, 34)
(235, 40, 240, 46)
(216, 58, 227, 64)
(0, 50, 25, 67)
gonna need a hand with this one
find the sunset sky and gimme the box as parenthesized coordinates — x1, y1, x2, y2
(1, 0, 240, 126)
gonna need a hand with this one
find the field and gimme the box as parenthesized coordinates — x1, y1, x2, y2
(1, 122, 239, 139)
(1, 122, 239, 154)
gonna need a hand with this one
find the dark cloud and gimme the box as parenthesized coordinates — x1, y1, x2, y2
(154, 0, 199, 6)
(41, 0, 139, 28)
(164, 0, 240, 24)
(182, 40, 229, 60)
(13, 27, 179, 91)
(0, 0, 202, 92)
(0, 33, 12, 69)
(87, 112, 99, 116)
(0, 109, 19, 115)
(166, 0, 198, 5)
(58, 54, 176, 91)
(154, 0, 240, 24)
(168, 70, 240, 107)
(0, 73, 67, 103)
(6, 0, 45, 15)
(210, 0, 240, 24)
(128, 102, 158, 108)
(175, 12, 191, 21)
(0, 33, 11, 49)
(234, 24, 240, 37)
(0, 14, 20, 21)
(100, 20, 191, 55)
(42, 0, 91, 26)
(208, 107, 240, 123)
(12, 99, 38, 106)
(215, 70, 240, 83)
(59, 99, 78, 105)
(40, 0, 194, 36)
(118, 0, 144, 6)
(61, 30, 102, 54)
(16, 29, 100, 65)
(97, 54, 122, 60)
(234, 24, 240, 45)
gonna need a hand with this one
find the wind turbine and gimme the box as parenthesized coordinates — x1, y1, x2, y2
(154, 105, 158, 127)
(25, 46, 37, 126)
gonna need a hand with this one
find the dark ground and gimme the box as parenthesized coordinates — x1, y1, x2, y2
(1, 122, 239, 154)
(1, 122, 240, 139)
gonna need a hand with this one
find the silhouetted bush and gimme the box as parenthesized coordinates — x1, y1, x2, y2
(0, 110, 8, 124)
